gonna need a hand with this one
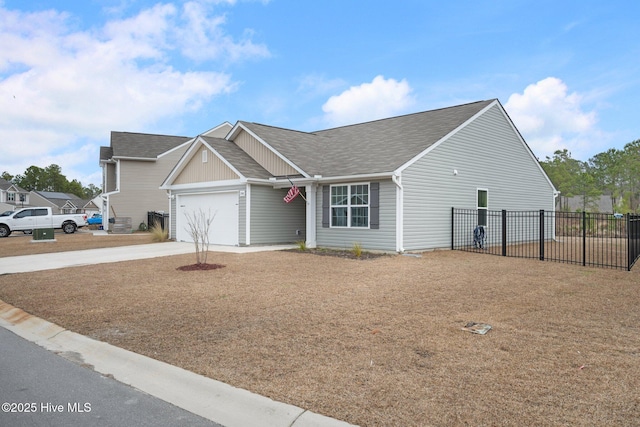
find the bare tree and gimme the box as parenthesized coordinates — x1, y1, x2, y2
(184, 209, 216, 265)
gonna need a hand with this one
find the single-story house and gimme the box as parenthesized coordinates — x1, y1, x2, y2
(160, 99, 557, 252)
(29, 191, 98, 215)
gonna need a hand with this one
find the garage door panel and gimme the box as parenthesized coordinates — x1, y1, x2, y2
(176, 192, 238, 245)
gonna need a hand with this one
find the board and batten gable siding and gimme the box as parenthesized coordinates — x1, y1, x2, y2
(172, 145, 239, 185)
(110, 145, 189, 229)
(316, 180, 397, 251)
(233, 130, 299, 176)
(401, 103, 555, 251)
(249, 184, 306, 244)
(169, 184, 247, 243)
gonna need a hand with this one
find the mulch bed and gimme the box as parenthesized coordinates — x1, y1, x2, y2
(176, 263, 226, 271)
(287, 248, 388, 260)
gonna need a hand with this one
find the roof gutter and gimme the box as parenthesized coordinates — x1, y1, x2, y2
(112, 156, 157, 162)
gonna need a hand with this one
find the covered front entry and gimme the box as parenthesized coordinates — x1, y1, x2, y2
(176, 192, 239, 245)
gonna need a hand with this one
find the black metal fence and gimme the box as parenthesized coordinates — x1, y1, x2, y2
(452, 208, 640, 271)
(147, 211, 169, 231)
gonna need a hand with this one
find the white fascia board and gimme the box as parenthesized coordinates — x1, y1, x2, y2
(112, 156, 156, 162)
(201, 122, 233, 138)
(316, 171, 394, 184)
(228, 122, 310, 178)
(395, 100, 499, 175)
(162, 179, 245, 191)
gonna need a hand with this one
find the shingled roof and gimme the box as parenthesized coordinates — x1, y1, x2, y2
(101, 131, 192, 161)
(237, 100, 495, 177)
(1, 178, 22, 192)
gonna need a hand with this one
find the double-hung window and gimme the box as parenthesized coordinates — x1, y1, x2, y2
(331, 184, 369, 228)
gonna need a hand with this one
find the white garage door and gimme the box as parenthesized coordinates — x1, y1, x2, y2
(176, 192, 239, 245)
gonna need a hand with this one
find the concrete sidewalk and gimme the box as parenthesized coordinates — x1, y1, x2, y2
(0, 242, 356, 427)
(0, 241, 296, 274)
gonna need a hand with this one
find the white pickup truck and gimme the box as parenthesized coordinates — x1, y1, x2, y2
(0, 207, 88, 237)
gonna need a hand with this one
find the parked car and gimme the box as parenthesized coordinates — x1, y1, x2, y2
(87, 213, 103, 225)
(0, 210, 13, 217)
(0, 207, 88, 237)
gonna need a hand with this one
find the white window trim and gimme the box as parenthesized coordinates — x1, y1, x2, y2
(477, 188, 488, 226)
(202, 149, 208, 163)
(329, 182, 370, 229)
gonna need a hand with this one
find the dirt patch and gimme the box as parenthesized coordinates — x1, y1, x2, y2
(0, 249, 639, 426)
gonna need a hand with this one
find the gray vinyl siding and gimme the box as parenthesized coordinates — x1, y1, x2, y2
(401, 104, 555, 251)
(169, 183, 247, 242)
(316, 180, 397, 251)
(249, 184, 306, 244)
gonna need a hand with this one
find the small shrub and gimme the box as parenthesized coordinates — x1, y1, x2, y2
(296, 240, 307, 251)
(352, 242, 363, 258)
(150, 221, 168, 242)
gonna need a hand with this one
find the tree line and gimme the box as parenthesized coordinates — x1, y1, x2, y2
(540, 139, 640, 213)
(1, 164, 101, 200)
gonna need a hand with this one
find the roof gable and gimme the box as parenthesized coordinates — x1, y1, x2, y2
(162, 136, 273, 188)
(0, 178, 27, 193)
(172, 140, 241, 185)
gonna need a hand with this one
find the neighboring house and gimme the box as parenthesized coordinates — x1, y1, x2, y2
(99, 130, 204, 231)
(29, 191, 98, 215)
(0, 178, 30, 212)
(160, 99, 557, 252)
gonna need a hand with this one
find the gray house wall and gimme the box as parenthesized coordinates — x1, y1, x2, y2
(249, 184, 306, 244)
(401, 103, 555, 251)
(109, 146, 188, 230)
(316, 179, 397, 251)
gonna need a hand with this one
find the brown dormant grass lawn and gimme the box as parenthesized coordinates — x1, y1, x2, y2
(1, 233, 639, 426)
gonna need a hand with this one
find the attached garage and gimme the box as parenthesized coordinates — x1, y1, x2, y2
(176, 191, 239, 245)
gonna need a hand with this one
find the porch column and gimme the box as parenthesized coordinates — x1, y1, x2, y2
(305, 184, 317, 248)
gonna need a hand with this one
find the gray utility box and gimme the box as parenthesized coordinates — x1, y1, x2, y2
(32, 228, 55, 240)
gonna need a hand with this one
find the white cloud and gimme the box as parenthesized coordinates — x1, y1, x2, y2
(0, 2, 268, 185)
(322, 75, 415, 127)
(505, 77, 601, 160)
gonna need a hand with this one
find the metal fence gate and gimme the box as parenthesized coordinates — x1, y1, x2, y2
(452, 208, 640, 271)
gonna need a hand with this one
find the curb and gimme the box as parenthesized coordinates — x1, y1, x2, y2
(0, 300, 357, 427)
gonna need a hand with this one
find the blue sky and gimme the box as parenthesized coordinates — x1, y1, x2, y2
(1, 0, 639, 187)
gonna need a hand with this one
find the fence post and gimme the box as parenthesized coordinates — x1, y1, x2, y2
(451, 207, 454, 250)
(628, 214, 632, 271)
(582, 211, 587, 267)
(539, 210, 545, 261)
(502, 209, 507, 256)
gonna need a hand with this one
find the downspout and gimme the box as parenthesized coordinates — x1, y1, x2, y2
(166, 190, 173, 239)
(392, 173, 404, 253)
